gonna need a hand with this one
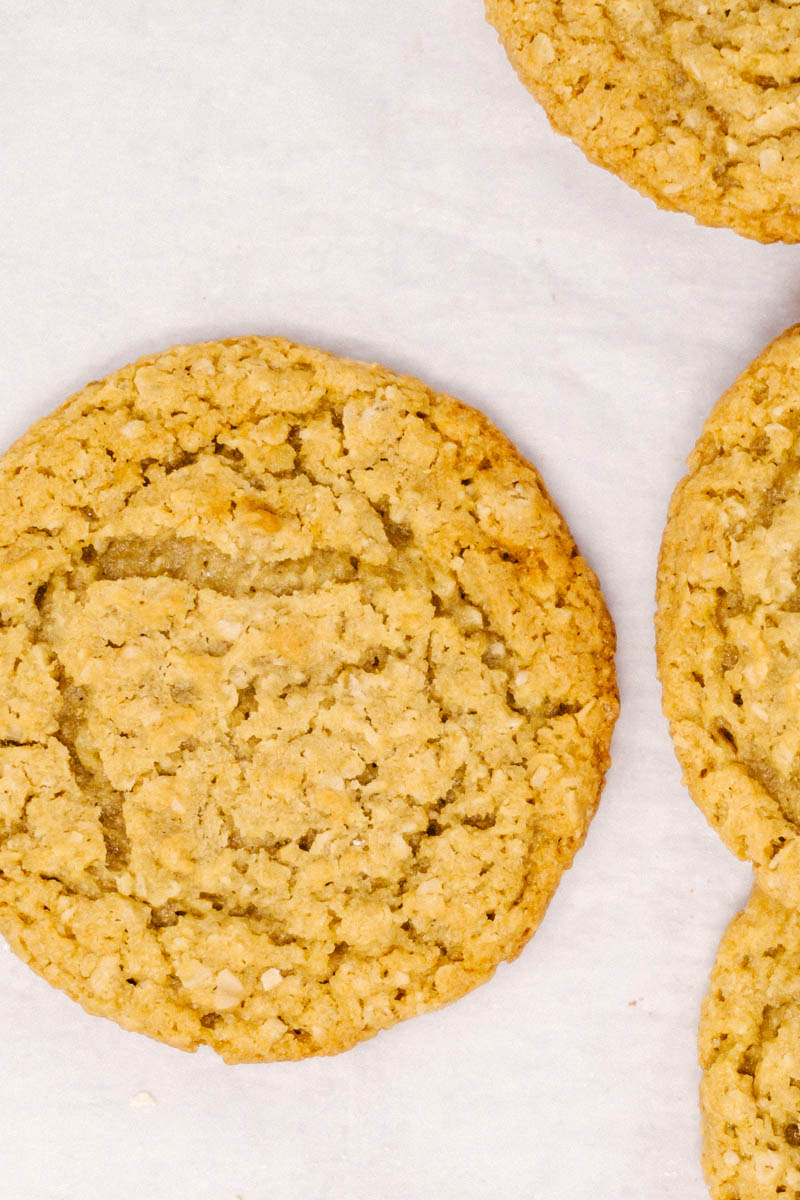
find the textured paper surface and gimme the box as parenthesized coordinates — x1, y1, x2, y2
(1, 3, 796, 1197)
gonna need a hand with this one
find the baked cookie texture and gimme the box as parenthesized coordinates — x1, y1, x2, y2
(484, 0, 800, 242)
(0, 337, 617, 1061)
(657, 325, 800, 909)
(700, 888, 800, 1199)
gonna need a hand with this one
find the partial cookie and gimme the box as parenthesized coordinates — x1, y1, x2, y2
(485, 0, 800, 242)
(0, 337, 617, 1061)
(657, 325, 800, 908)
(700, 888, 800, 1199)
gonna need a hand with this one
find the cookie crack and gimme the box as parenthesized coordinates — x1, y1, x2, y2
(47, 654, 132, 877)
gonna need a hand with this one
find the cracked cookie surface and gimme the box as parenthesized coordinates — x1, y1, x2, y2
(700, 888, 800, 1199)
(0, 336, 617, 1061)
(658, 325, 800, 908)
(485, 0, 800, 241)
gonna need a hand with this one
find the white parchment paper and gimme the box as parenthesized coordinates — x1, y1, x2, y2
(1, 3, 795, 1197)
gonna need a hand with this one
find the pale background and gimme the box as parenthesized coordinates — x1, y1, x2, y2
(0, 2, 794, 1197)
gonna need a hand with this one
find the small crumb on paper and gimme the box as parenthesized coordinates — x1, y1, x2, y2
(130, 1091, 157, 1108)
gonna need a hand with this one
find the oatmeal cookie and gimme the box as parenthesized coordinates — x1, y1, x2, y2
(700, 888, 800, 1199)
(0, 337, 617, 1060)
(658, 325, 800, 908)
(485, 0, 800, 241)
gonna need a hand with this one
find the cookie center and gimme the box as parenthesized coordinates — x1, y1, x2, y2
(34, 463, 531, 939)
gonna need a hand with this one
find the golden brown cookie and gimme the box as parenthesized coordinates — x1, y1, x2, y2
(700, 887, 800, 1199)
(0, 336, 617, 1061)
(657, 324, 800, 909)
(485, 0, 800, 242)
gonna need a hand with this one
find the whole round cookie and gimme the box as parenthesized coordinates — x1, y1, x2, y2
(485, 0, 800, 242)
(0, 337, 617, 1061)
(657, 325, 800, 908)
(700, 888, 800, 1199)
